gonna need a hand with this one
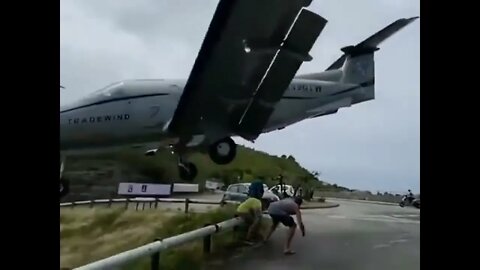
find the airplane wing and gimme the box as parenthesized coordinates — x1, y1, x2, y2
(168, 0, 327, 141)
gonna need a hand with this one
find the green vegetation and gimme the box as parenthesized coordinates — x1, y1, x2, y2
(64, 145, 349, 200)
(60, 204, 270, 270)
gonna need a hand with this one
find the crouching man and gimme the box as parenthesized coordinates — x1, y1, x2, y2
(264, 197, 305, 255)
(235, 196, 263, 244)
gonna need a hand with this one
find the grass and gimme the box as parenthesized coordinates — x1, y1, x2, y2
(60, 204, 270, 270)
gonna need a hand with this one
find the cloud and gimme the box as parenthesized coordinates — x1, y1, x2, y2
(60, 0, 420, 193)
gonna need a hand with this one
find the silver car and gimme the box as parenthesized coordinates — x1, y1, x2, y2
(222, 183, 279, 209)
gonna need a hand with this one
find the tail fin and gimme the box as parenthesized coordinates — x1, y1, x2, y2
(329, 17, 419, 84)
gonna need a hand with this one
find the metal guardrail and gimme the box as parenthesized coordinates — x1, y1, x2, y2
(60, 198, 240, 213)
(73, 217, 245, 270)
(324, 197, 399, 206)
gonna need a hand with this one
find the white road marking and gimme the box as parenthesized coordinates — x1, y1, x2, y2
(373, 244, 391, 249)
(327, 214, 420, 224)
(373, 239, 409, 249)
(328, 215, 346, 219)
(390, 239, 409, 244)
(392, 214, 420, 218)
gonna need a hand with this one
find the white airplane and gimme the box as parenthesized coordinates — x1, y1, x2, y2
(60, 0, 418, 197)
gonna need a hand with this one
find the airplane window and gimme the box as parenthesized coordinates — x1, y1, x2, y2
(95, 82, 124, 97)
(84, 82, 125, 102)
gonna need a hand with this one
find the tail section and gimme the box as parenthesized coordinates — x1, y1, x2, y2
(334, 16, 419, 84)
(295, 17, 418, 82)
(339, 48, 376, 84)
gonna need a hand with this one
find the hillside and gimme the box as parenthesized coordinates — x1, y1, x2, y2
(62, 145, 349, 201)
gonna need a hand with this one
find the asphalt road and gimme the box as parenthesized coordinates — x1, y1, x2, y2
(216, 199, 420, 270)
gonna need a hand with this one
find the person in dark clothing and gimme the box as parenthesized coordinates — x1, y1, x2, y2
(248, 180, 265, 199)
(407, 189, 415, 203)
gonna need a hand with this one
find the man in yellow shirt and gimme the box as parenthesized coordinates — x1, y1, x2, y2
(236, 180, 265, 243)
(236, 197, 263, 244)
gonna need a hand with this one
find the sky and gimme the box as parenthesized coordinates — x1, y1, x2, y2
(60, 0, 420, 193)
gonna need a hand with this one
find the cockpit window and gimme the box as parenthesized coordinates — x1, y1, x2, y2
(60, 81, 127, 113)
(88, 81, 125, 99)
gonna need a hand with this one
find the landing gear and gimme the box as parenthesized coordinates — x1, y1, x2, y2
(60, 178, 70, 199)
(178, 159, 198, 181)
(208, 137, 237, 165)
(150, 136, 237, 181)
(60, 157, 69, 199)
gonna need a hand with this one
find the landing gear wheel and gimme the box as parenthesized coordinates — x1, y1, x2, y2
(178, 162, 198, 181)
(209, 137, 237, 165)
(60, 178, 70, 199)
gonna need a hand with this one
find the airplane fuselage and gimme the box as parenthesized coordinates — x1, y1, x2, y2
(60, 75, 371, 155)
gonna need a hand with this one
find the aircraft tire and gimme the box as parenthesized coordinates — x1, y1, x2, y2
(209, 137, 237, 165)
(178, 162, 198, 181)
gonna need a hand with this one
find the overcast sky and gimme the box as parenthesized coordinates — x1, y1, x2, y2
(60, 0, 420, 193)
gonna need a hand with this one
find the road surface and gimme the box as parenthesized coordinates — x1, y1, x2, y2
(214, 199, 419, 270)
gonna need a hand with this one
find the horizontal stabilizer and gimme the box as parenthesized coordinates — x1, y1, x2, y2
(326, 16, 419, 70)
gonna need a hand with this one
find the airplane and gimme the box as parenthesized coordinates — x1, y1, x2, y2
(60, 0, 418, 198)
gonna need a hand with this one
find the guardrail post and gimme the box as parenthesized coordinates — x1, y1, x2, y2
(108, 199, 112, 208)
(203, 224, 212, 254)
(71, 202, 76, 209)
(184, 198, 190, 214)
(125, 198, 130, 210)
(150, 238, 161, 270)
(155, 198, 159, 209)
(90, 200, 94, 208)
(142, 202, 146, 211)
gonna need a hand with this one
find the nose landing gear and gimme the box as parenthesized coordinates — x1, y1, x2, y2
(178, 158, 198, 181)
(60, 178, 70, 199)
(60, 157, 69, 199)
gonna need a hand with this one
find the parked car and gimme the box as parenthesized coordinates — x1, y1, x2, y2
(222, 183, 280, 209)
(269, 184, 296, 198)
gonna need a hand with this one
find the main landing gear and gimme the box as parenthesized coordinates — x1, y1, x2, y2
(208, 137, 237, 165)
(148, 137, 238, 181)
